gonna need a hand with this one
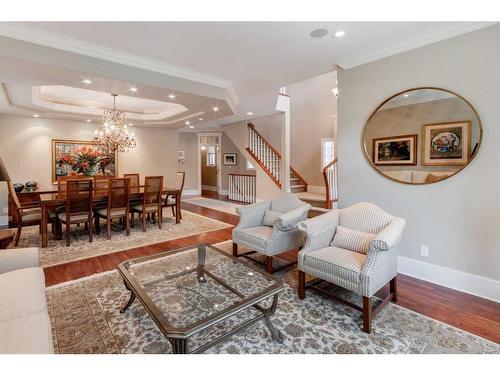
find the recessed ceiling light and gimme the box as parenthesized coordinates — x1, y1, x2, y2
(198, 118, 204, 121)
(32, 114, 40, 118)
(310, 29, 328, 38)
(332, 88, 339, 97)
(129, 86, 138, 93)
(246, 112, 254, 116)
(128, 123, 133, 127)
(185, 120, 191, 126)
(188, 125, 195, 129)
(403, 94, 410, 98)
(86, 119, 92, 123)
(212, 106, 219, 112)
(334, 31, 346, 38)
(168, 93, 176, 100)
(81, 78, 92, 85)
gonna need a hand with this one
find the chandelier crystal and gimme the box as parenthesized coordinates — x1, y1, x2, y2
(93, 93, 136, 153)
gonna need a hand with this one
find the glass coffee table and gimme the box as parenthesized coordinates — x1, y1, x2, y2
(117, 243, 284, 354)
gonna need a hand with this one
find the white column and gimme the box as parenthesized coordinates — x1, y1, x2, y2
(276, 92, 290, 192)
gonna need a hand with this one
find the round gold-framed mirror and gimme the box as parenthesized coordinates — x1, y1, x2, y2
(362, 87, 482, 185)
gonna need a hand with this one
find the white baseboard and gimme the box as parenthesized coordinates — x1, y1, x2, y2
(398, 256, 500, 303)
(202, 185, 218, 192)
(182, 189, 201, 196)
(307, 185, 325, 194)
(219, 189, 229, 195)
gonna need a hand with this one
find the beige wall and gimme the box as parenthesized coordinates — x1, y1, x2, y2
(220, 133, 255, 191)
(0, 114, 178, 224)
(288, 71, 337, 187)
(337, 25, 500, 282)
(252, 113, 284, 153)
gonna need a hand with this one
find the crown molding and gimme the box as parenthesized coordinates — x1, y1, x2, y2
(0, 23, 239, 106)
(338, 22, 497, 69)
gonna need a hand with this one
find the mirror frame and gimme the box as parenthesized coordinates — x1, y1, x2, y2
(362, 86, 483, 185)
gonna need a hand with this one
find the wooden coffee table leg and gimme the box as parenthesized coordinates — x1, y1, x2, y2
(263, 294, 283, 342)
(120, 282, 136, 313)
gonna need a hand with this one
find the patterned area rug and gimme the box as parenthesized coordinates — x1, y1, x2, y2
(16, 210, 231, 267)
(183, 197, 242, 215)
(46, 241, 499, 354)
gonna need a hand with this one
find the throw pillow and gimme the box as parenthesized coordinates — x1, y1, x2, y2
(263, 209, 281, 227)
(331, 225, 375, 254)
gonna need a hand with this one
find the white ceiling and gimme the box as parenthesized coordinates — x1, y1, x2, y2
(0, 21, 495, 129)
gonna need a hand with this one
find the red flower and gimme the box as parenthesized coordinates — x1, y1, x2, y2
(81, 162, 89, 169)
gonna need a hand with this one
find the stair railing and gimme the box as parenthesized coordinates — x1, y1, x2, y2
(322, 158, 338, 209)
(228, 173, 256, 203)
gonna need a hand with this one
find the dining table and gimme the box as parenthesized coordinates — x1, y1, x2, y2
(39, 186, 182, 248)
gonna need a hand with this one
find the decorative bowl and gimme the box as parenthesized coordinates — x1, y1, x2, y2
(25, 181, 38, 192)
(13, 183, 25, 193)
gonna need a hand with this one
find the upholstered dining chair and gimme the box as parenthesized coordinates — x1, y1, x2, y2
(56, 179, 94, 246)
(232, 193, 311, 274)
(94, 178, 130, 239)
(296, 202, 406, 333)
(162, 172, 185, 219)
(130, 176, 163, 232)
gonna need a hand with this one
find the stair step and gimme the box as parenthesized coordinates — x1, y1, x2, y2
(290, 178, 299, 182)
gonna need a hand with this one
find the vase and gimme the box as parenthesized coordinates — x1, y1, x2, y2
(13, 183, 25, 193)
(85, 165, 99, 177)
(25, 181, 38, 192)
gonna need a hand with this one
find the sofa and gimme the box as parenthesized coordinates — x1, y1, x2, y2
(0, 248, 54, 353)
(383, 169, 453, 183)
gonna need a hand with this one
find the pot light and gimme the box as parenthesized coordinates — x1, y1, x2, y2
(129, 86, 138, 93)
(403, 94, 410, 98)
(86, 119, 92, 123)
(168, 93, 176, 100)
(332, 88, 339, 97)
(246, 111, 254, 116)
(310, 29, 328, 38)
(188, 125, 195, 129)
(81, 78, 92, 85)
(334, 30, 346, 38)
(128, 123, 134, 127)
(212, 106, 219, 112)
(198, 118, 204, 121)
(185, 120, 191, 126)
(32, 114, 40, 118)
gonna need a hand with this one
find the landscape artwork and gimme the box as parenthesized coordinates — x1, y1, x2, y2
(52, 140, 117, 183)
(372, 134, 417, 166)
(422, 121, 471, 166)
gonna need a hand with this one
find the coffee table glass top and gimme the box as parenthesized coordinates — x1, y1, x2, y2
(118, 243, 282, 332)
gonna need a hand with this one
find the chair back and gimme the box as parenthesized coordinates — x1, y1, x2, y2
(65, 179, 94, 218)
(107, 178, 130, 212)
(93, 175, 110, 197)
(123, 173, 140, 193)
(7, 181, 22, 211)
(57, 175, 88, 194)
(175, 172, 185, 192)
(143, 176, 163, 206)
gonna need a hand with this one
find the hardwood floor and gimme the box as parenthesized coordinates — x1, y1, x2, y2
(43, 194, 500, 344)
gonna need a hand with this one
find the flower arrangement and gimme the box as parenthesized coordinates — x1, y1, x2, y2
(57, 146, 114, 177)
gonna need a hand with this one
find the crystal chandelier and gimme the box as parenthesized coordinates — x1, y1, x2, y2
(93, 93, 136, 153)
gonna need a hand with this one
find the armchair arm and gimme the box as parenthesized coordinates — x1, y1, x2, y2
(369, 217, 406, 251)
(0, 248, 39, 274)
(235, 200, 271, 229)
(297, 209, 339, 259)
(274, 204, 311, 231)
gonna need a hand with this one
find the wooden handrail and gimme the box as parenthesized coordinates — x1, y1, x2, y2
(290, 166, 308, 188)
(228, 173, 256, 177)
(322, 158, 338, 209)
(245, 147, 282, 188)
(247, 123, 282, 158)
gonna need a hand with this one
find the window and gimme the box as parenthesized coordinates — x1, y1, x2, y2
(206, 146, 216, 166)
(246, 159, 255, 170)
(321, 138, 335, 169)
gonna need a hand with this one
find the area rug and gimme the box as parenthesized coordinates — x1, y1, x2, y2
(17, 210, 231, 267)
(183, 197, 242, 215)
(45, 241, 499, 354)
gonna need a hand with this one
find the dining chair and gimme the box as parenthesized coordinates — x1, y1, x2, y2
(131, 176, 163, 232)
(93, 175, 110, 196)
(56, 179, 94, 246)
(94, 178, 130, 239)
(57, 175, 88, 194)
(123, 173, 140, 193)
(162, 172, 185, 219)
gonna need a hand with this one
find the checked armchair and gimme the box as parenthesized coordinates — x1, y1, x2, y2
(297, 202, 406, 333)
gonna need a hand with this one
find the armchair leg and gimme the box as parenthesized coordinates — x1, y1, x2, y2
(362, 296, 372, 334)
(390, 276, 398, 302)
(298, 270, 305, 300)
(265, 256, 273, 274)
(14, 225, 22, 246)
(232, 242, 238, 257)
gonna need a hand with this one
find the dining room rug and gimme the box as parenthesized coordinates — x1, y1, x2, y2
(16, 210, 231, 267)
(183, 197, 242, 215)
(45, 240, 499, 354)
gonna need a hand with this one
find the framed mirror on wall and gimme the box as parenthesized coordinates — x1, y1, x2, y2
(362, 87, 482, 185)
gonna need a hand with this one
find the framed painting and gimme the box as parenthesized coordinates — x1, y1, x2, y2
(52, 140, 118, 183)
(422, 121, 471, 166)
(372, 134, 417, 166)
(223, 153, 237, 165)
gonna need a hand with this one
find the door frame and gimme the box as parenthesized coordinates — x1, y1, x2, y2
(197, 132, 222, 195)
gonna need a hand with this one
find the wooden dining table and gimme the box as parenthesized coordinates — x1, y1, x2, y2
(39, 187, 182, 248)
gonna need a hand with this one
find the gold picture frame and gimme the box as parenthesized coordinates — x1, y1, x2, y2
(372, 134, 417, 166)
(421, 121, 471, 166)
(51, 139, 118, 183)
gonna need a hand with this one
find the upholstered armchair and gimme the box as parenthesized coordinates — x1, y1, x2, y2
(232, 193, 311, 274)
(297, 202, 406, 333)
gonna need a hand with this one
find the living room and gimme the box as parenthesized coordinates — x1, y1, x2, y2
(0, 1, 499, 373)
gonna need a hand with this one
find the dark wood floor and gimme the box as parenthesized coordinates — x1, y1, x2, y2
(43, 192, 500, 344)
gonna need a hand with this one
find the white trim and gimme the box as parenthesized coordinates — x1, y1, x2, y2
(0, 23, 239, 107)
(218, 189, 229, 196)
(307, 185, 326, 194)
(182, 189, 201, 196)
(338, 22, 496, 69)
(398, 256, 500, 303)
(201, 185, 218, 192)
